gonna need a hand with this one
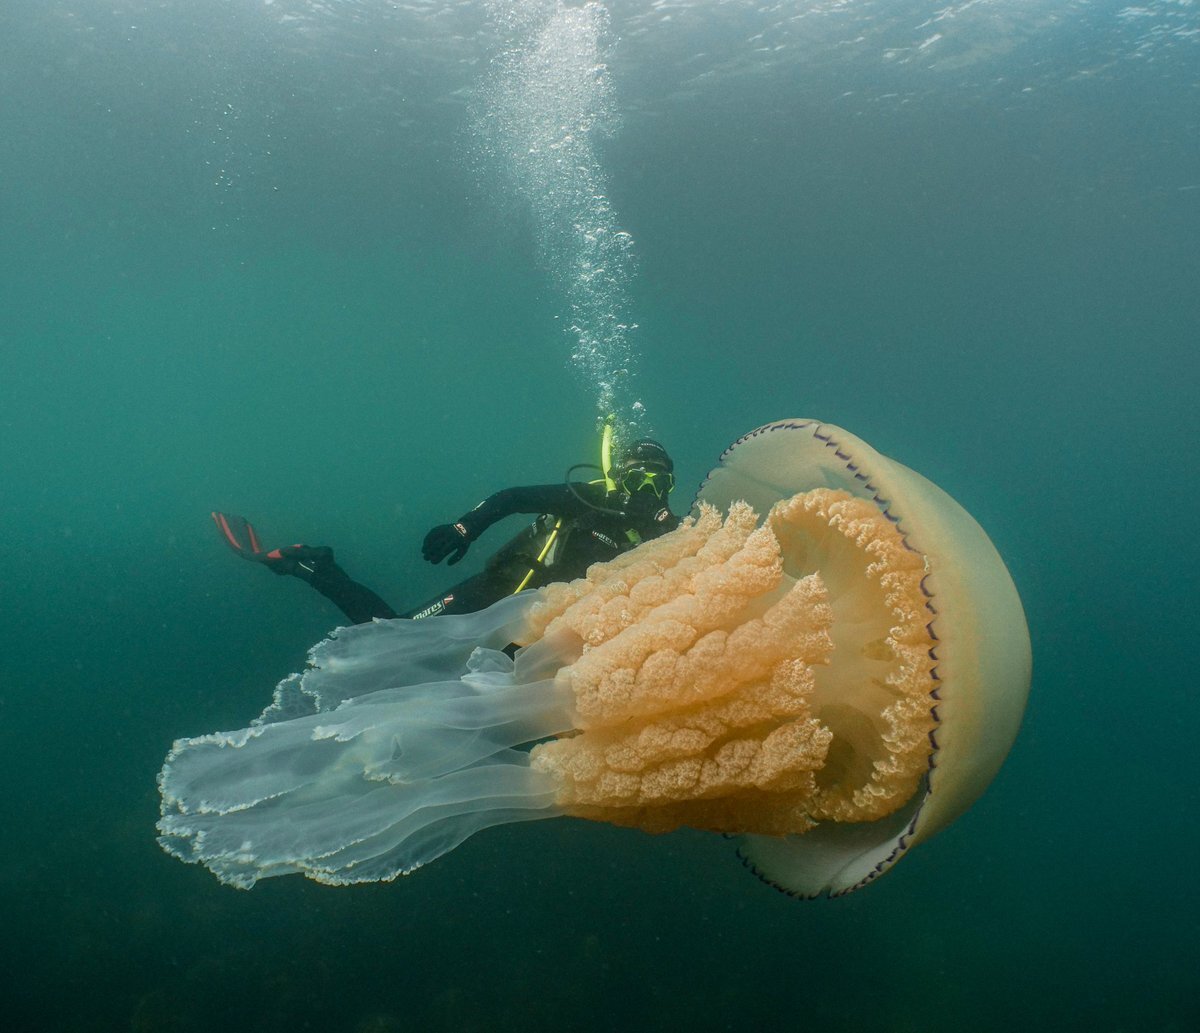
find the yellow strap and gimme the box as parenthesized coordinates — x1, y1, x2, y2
(513, 518, 562, 593)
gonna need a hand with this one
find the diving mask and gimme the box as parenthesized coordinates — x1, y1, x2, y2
(619, 465, 675, 499)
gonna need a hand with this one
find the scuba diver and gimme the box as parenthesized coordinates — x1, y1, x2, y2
(212, 433, 680, 626)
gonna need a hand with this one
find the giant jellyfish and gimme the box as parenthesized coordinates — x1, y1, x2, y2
(158, 420, 1031, 897)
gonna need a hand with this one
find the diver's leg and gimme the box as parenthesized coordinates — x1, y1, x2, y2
(293, 549, 399, 623)
(212, 513, 397, 623)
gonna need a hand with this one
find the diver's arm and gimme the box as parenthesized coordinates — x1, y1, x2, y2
(422, 484, 599, 566)
(455, 483, 596, 538)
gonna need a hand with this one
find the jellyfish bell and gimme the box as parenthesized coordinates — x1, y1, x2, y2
(693, 419, 1032, 895)
(158, 419, 1030, 897)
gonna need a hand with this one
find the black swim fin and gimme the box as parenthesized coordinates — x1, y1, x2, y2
(211, 512, 332, 579)
(212, 511, 268, 560)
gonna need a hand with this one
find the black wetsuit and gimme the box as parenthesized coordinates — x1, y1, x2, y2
(306, 482, 679, 624)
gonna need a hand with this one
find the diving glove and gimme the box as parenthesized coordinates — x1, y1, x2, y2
(422, 522, 472, 566)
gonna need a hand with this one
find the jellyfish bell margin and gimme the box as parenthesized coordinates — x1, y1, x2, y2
(157, 419, 1031, 898)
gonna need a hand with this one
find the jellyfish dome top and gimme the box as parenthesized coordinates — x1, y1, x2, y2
(158, 420, 1031, 897)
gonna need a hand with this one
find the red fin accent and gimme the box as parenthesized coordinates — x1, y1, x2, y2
(212, 512, 241, 551)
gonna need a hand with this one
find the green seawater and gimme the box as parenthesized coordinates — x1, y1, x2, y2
(1, 2, 1196, 1031)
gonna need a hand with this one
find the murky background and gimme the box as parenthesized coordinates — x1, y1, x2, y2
(1, 2, 1196, 1030)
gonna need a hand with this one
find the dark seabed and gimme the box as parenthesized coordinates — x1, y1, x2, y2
(1, 1, 1196, 1031)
